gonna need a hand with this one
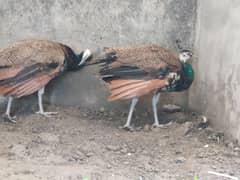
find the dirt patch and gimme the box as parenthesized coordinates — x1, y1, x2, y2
(0, 105, 239, 180)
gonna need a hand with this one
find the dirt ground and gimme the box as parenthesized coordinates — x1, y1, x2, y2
(0, 105, 239, 180)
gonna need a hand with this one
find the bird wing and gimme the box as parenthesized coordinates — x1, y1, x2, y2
(0, 63, 62, 98)
(0, 39, 72, 98)
(101, 45, 182, 72)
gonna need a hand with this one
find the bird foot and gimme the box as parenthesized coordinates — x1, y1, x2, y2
(120, 124, 135, 131)
(152, 121, 172, 128)
(2, 114, 17, 123)
(35, 111, 58, 118)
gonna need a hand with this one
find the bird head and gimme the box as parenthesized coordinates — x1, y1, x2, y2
(175, 40, 193, 63)
(179, 50, 192, 63)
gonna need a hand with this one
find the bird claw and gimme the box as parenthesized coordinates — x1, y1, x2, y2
(2, 114, 17, 123)
(152, 121, 172, 129)
(120, 124, 135, 131)
(35, 111, 58, 118)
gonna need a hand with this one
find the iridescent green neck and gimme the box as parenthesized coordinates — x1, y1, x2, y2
(183, 63, 194, 81)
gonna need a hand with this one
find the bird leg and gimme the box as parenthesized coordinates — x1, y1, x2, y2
(152, 92, 162, 128)
(36, 87, 57, 117)
(123, 97, 138, 130)
(3, 97, 16, 123)
(152, 93, 172, 128)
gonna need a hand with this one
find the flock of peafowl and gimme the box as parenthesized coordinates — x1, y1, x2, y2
(0, 39, 194, 129)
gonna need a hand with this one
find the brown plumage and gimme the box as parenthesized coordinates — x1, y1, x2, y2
(102, 45, 182, 72)
(0, 39, 91, 121)
(108, 78, 169, 101)
(90, 44, 183, 101)
(90, 44, 193, 129)
(0, 40, 74, 97)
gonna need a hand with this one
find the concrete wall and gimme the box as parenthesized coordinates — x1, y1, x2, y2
(190, 0, 240, 141)
(0, 0, 197, 112)
(1, 0, 239, 142)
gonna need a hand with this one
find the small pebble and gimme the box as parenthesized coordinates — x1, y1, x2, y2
(106, 145, 121, 152)
(86, 152, 94, 157)
(99, 107, 105, 113)
(143, 124, 151, 132)
(175, 156, 186, 164)
(204, 144, 209, 148)
(175, 151, 182, 155)
(120, 148, 128, 154)
(162, 104, 182, 113)
(227, 142, 234, 149)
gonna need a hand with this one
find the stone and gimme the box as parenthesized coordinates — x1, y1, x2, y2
(181, 121, 194, 135)
(143, 124, 151, 132)
(120, 148, 128, 154)
(86, 152, 94, 157)
(99, 107, 105, 113)
(175, 156, 186, 164)
(106, 145, 121, 152)
(162, 104, 182, 113)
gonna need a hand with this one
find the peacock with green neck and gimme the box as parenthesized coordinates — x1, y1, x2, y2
(182, 62, 194, 89)
(168, 62, 194, 92)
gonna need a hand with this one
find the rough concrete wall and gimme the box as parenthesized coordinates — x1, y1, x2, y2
(190, 0, 240, 141)
(0, 0, 196, 112)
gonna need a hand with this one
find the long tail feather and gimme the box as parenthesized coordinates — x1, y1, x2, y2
(0, 64, 61, 98)
(108, 79, 168, 101)
(109, 79, 146, 90)
(0, 66, 24, 81)
(109, 81, 150, 98)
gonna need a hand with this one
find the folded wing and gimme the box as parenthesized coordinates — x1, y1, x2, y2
(0, 40, 71, 98)
(0, 63, 61, 98)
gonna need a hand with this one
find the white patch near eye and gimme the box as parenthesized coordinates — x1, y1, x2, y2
(179, 52, 190, 63)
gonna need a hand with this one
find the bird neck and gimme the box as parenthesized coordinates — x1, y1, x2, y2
(183, 63, 194, 82)
(65, 54, 82, 71)
(166, 63, 194, 92)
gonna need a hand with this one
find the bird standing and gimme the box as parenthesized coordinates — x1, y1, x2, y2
(0, 39, 91, 122)
(89, 44, 194, 129)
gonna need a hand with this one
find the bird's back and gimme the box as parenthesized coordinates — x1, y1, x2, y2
(103, 45, 182, 72)
(0, 39, 75, 67)
(0, 39, 79, 98)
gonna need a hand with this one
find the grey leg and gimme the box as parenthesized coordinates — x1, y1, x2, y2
(38, 87, 44, 114)
(36, 87, 57, 117)
(4, 96, 16, 123)
(152, 92, 172, 128)
(123, 97, 138, 129)
(152, 93, 161, 127)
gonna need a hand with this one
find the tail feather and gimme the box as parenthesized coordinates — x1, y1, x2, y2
(108, 80, 150, 99)
(0, 66, 24, 81)
(108, 79, 169, 101)
(0, 64, 61, 98)
(109, 79, 146, 90)
(7, 65, 61, 98)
